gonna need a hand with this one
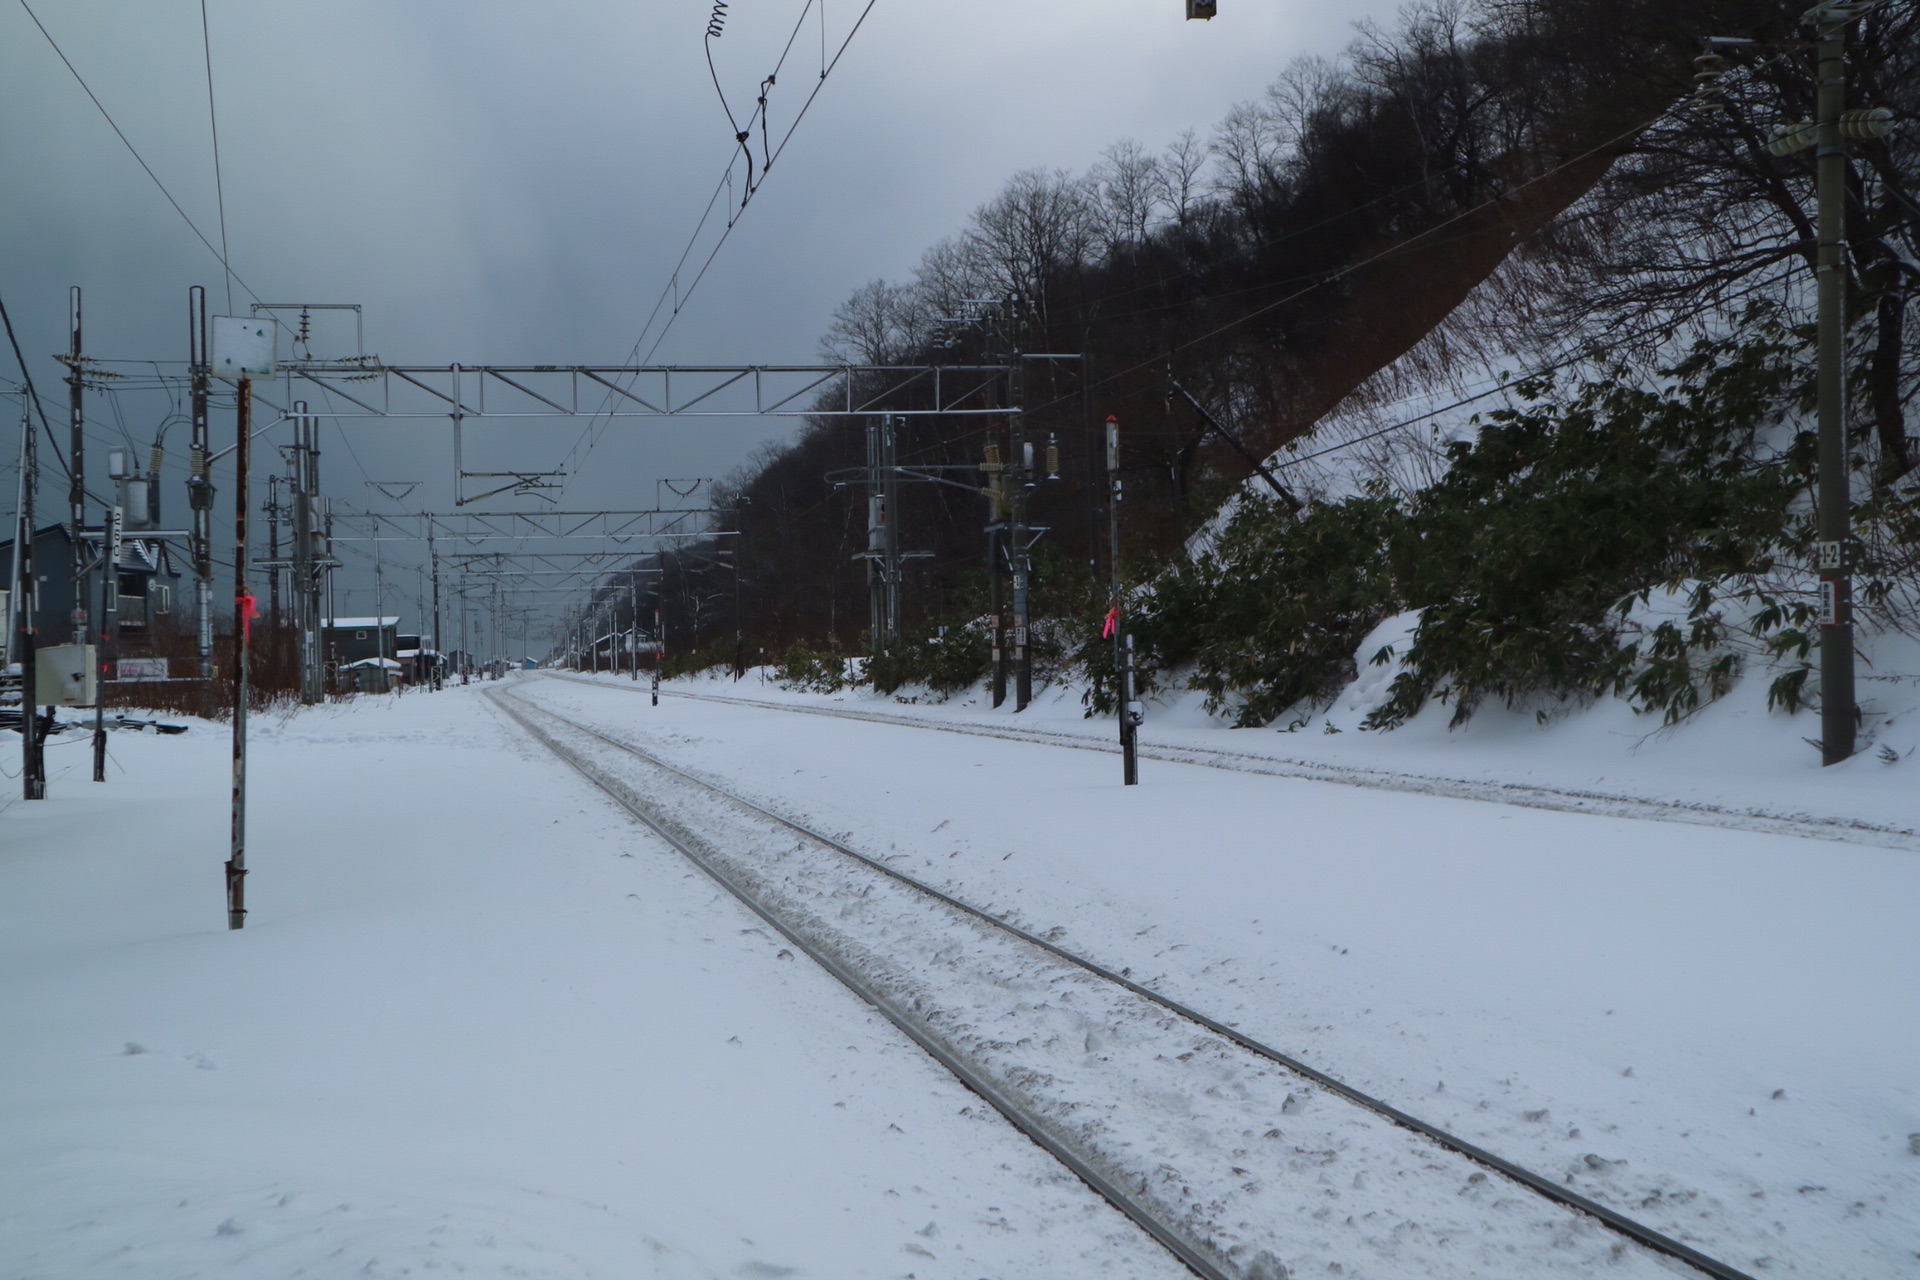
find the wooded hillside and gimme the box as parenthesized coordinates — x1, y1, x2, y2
(589, 0, 1918, 732)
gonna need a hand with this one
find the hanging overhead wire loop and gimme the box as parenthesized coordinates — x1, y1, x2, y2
(704, 0, 756, 202)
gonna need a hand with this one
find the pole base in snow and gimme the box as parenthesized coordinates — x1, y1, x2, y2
(225, 861, 246, 930)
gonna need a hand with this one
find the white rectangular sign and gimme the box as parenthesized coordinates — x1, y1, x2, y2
(211, 316, 276, 379)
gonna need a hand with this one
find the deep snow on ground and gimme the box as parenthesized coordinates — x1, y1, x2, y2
(2, 644, 1917, 1278)
(0, 689, 1185, 1279)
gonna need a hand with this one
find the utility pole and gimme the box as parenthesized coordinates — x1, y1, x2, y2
(986, 365, 1008, 707)
(427, 517, 443, 690)
(229, 373, 253, 929)
(323, 504, 337, 689)
(1107, 415, 1139, 784)
(264, 474, 283, 627)
(372, 549, 391, 689)
(1814, 7, 1854, 764)
(1168, 379, 1303, 513)
(213, 311, 273, 931)
(15, 403, 45, 800)
(91, 503, 121, 782)
(1762, 0, 1893, 764)
(290, 402, 325, 704)
(631, 576, 641, 680)
(1008, 322, 1033, 712)
(67, 288, 87, 648)
(188, 288, 215, 678)
(864, 415, 904, 663)
(459, 577, 469, 684)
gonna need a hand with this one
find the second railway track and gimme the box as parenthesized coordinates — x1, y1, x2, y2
(491, 683, 1758, 1280)
(566, 675, 1918, 853)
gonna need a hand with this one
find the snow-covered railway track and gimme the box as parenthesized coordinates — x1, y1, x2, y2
(574, 677, 1919, 853)
(492, 685, 1758, 1280)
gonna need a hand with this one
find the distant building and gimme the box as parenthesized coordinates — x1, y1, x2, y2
(323, 616, 399, 668)
(394, 634, 445, 685)
(339, 656, 401, 694)
(0, 523, 184, 658)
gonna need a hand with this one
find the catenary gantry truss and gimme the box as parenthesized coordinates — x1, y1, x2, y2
(266, 362, 1019, 421)
(330, 508, 725, 543)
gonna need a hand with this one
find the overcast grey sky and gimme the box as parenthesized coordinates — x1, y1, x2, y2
(2, 0, 1396, 641)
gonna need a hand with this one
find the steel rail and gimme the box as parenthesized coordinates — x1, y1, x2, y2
(509, 679, 1763, 1280)
(626, 682, 1920, 854)
(485, 688, 1233, 1280)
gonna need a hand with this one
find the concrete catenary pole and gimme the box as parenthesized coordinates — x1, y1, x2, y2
(1813, 4, 1856, 765)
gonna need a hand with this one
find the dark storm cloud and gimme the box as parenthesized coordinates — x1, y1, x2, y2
(3, 0, 1388, 634)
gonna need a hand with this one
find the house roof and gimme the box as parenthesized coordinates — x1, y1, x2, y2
(116, 539, 172, 573)
(0, 525, 179, 575)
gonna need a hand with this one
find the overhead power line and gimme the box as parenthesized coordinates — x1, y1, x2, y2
(558, 0, 880, 495)
(1194, 268, 1796, 494)
(0, 288, 73, 487)
(198, 0, 236, 313)
(1021, 41, 1810, 434)
(17, 0, 258, 304)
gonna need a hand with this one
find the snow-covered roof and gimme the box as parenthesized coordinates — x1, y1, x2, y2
(341, 656, 401, 670)
(327, 617, 399, 630)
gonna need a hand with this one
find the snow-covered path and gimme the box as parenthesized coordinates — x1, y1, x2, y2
(2, 670, 1915, 1278)
(0, 683, 1187, 1279)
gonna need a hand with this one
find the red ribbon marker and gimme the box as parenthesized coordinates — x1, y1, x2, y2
(1102, 605, 1121, 640)
(236, 592, 259, 646)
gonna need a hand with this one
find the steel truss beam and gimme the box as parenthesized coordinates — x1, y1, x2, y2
(331, 509, 729, 543)
(270, 362, 1018, 421)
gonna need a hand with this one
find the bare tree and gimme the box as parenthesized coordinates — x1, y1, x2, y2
(1156, 128, 1211, 230)
(1262, 55, 1356, 180)
(1520, 0, 1919, 481)
(912, 235, 988, 325)
(962, 168, 1098, 328)
(819, 279, 929, 365)
(1210, 98, 1289, 219)
(1089, 138, 1166, 255)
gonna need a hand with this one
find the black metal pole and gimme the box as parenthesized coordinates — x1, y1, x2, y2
(189, 288, 214, 679)
(92, 504, 120, 782)
(1107, 415, 1138, 785)
(228, 376, 251, 930)
(17, 502, 44, 800)
(67, 288, 87, 647)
